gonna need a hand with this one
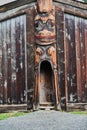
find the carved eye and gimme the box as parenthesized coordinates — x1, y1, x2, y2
(46, 20, 54, 31)
(35, 20, 43, 32)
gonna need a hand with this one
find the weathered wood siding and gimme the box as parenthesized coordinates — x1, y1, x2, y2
(0, 15, 26, 104)
(56, 8, 66, 109)
(65, 14, 87, 103)
(26, 8, 35, 109)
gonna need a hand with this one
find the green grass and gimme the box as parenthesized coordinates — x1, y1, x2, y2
(69, 111, 87, 115)
(0, 110, 87, 121)
(0, 111, 28, 120)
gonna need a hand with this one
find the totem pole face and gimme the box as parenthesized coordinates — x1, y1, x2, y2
(35, 0, 56, 45)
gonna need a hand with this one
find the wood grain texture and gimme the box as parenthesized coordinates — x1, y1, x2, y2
(0, 15, 26, 105)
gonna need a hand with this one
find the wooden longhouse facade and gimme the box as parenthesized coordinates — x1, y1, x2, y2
(0, 0, 87, 111)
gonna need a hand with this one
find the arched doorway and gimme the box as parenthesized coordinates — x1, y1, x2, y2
(40, 61, 54, 105)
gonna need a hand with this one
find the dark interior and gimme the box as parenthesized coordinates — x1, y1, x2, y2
(40, 61, 54, 104)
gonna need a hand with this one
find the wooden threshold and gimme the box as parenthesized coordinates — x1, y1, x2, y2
(39, 102, 54, 110)
(67, 103, 87, 111)
(0, 104, 27, 113)
(39, 106, 54, 110)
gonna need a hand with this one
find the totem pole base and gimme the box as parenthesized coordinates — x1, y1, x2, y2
(55, 103, 62, 111)
(33, 103, 39, 111)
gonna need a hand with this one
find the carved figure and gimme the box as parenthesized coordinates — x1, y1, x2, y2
(48, 46, 57, 65)
(37, 0, 52, 13)
(34, 0, 56, 45)
(48, 46, 55, 56)
(36, 47, 43, 55)
(34, 0, 61, 111)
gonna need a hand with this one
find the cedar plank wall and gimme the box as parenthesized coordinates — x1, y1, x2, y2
(0, 15, 26, 104)
(0, 0, 87, 110)
(65, 14, 77, 103)
(0, 1, 35, 109)
(55, 0, 87, 110)
(64, 14, 87, 110)
(75, 16, 87, 102)
(55, 7, 66, 109)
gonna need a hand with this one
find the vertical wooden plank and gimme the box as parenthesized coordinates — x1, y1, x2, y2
(1, 22, 5, 104)
(26, 9, 35, 45)
(26, 9, 35, 107)
(75, 17, 82, 102)
(0, 23, 3, 104)
(56, 8, 65, 109)
(20, 15, 26, 103)
(65, 14, 77, 103)
(1, 21, 8, 103)
(69, 16, 77, 103)
(7, 20, 12, 104)
(33, 69, 39, 109)
(11, 18, 16, 103)
(84, 19, 87, 102)
(15, 17, 22, 103)
(20, 15, 23, 103)
(80, 18, 86, 102)
(4, 21, 8, 103)
(24, 15, 27, 103)
(64, 15, 70, 103)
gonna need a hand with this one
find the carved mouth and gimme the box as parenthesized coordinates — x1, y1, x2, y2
(35, 35, 56, 39)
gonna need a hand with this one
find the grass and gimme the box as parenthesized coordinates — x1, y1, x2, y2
(0, 110, 87, 121)
(0, 111, 28, 120)
(69, 111, 87, 115)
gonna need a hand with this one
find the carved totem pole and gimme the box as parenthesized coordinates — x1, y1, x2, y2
(33, 0, 61, 110)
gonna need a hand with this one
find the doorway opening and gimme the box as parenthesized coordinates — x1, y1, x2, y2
(40, 60, 54, 105)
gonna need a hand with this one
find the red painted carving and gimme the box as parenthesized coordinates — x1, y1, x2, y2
(34, 0, 56, 45)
